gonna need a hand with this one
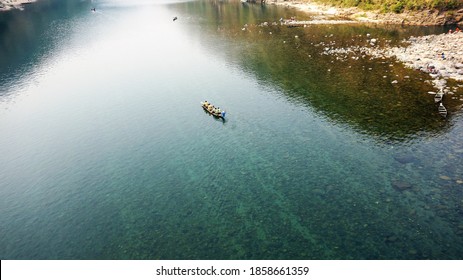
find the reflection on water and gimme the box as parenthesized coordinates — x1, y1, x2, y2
(0, 0, 93, 99)
(175, 0, 463, 143)
(0, 0, 463, 260)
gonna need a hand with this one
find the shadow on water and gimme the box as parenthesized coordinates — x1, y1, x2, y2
(173, 0, 463, 144)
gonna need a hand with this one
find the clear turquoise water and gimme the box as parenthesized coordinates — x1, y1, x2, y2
(1, 0, 462, 259)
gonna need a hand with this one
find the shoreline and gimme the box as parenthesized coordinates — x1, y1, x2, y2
(271, 0, 463, 26)
(320, 32, 463, 83)
(269, 0, 463, 91)
(0, 0, 36, 11)
(2, 0, 462, 91)
(321, 32, 463, 93)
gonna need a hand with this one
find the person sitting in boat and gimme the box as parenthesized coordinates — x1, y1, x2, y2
(207, 104, 214, 112)
(203, 101, 209, 107)
(215, 107, 221, 115)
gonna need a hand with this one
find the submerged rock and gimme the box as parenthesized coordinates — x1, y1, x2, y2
(392, 180, 413, 191)
(393, 154, 417, 164)
(384, 235, 399, 243)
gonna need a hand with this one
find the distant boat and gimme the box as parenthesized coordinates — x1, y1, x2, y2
(173, 16, 178, 21)
(438, 102, 447, 118)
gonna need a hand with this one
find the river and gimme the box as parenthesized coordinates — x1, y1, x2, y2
(1, 0, 462, 259)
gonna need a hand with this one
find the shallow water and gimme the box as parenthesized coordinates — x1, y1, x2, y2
(1, 0, 462, 259)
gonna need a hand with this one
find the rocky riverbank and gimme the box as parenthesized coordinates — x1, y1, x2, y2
(269, 0, 463, 94)
(380, 32, 463, 83)
(0, 0, 35, 11)
(321, 30, 463, 95)
(271, 0, 463, 25)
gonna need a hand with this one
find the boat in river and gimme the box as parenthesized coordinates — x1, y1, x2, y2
(438, 102, 447, 118)
(434, 90, 444, 103)
(201, 101, 226, 119)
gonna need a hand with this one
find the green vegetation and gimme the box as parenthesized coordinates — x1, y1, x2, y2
(309, 0, 463, 13)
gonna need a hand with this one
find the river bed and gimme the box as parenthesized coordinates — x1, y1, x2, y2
(1, 0, 462, 259)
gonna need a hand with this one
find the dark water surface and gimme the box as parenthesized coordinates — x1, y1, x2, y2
(1, 0, 463, 259)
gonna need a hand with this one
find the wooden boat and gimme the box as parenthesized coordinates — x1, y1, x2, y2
(438, 102, 447, 118)
(201, 102, 226, 119)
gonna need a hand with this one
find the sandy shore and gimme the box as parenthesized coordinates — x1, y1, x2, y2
(0, 0, 35, 11)
(273, 0, 366, 21)
(271, 0, 463, 25)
